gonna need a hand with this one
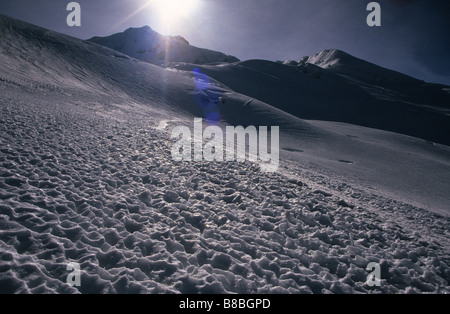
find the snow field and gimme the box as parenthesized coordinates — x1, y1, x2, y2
(1, 96, 449, 294)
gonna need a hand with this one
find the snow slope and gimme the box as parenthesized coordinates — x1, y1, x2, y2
(170, 57, 450, 146)
(307, 49, 450, 113)
(0, 15, 449, 294)
(88, 26, 239, 66)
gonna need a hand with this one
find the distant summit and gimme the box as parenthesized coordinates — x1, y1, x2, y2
(305, 49, 421, 85)
(305, 49, 354, 68)
(88, 26, 239, 66)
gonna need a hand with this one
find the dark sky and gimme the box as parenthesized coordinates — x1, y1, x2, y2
(1, 0, 449, 85)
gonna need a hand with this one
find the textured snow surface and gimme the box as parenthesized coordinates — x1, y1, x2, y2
(1, 97, 449, 294)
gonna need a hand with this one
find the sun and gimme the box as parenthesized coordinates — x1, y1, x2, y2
(151, 0, 200, 27)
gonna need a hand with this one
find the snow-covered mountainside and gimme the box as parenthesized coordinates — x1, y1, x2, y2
(0, 14, 449, 294)
(88, 26, 239, 66)
(306, 49, 450, 110)
(171, 53, 450, 146)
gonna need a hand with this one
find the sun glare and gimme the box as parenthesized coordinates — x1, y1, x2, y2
(151, 0, 199, 27)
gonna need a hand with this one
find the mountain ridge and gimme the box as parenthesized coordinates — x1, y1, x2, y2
(88, 25, 240, 66)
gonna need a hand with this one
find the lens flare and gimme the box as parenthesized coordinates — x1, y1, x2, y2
(193, 68, 221, 125)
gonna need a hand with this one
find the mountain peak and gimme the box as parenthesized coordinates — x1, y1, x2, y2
(88, 26, 239, 66)
(124, 25, 153, 33)
(306, 48, 422, 84)
(305, 49, 352, 68)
